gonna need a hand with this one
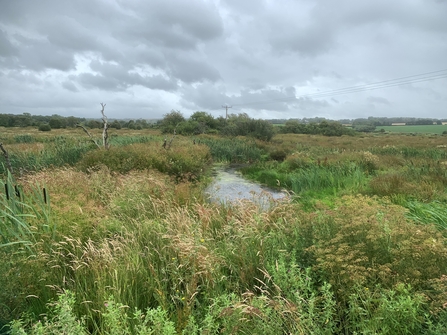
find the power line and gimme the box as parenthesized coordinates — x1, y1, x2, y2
(229, 69, 447, 108)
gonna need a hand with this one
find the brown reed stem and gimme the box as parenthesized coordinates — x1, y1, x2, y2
(0, 142, 13, 174)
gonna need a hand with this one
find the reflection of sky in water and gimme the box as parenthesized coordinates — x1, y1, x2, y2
(205, 168, 288, 209)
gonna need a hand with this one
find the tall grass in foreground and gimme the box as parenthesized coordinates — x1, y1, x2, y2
(0, 171, 55, 329)
(0, 171, 53, 251)
(405, 200, 447, 230)
(3, 168, 447, 334)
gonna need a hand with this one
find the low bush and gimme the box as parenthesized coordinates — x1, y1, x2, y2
(77, 142, 212, 181)
(38, 124, 51, 132)
(303, 195, 447, 312)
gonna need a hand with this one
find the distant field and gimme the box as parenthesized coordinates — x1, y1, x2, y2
(379, 125, 447, 134)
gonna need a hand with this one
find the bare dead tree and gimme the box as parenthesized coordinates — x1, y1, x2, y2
(100, 103, 110, 150)
(0, 143, 13, 174)
(76, 103, 110, 150)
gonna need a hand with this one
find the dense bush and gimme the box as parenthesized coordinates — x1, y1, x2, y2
(38, 123, 51, 131)
(220, 114, 275, 141)
(280, 120, 355, 136)
(77, 141, 212, 181)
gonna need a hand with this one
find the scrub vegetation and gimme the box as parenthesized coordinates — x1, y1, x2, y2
(2, 126, 447, 334)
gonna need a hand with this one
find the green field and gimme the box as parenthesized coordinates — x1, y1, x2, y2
(379, 124, 447, 134)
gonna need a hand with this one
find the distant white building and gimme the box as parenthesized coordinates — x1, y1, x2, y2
(391, 123, 406, 126)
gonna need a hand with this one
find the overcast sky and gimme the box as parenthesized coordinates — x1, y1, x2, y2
(1, 0, 446, 120)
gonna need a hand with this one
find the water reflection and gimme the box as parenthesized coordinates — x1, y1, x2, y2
(205, 165, 289, 209)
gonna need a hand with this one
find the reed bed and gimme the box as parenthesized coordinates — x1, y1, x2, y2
(195, 136, 264, 163)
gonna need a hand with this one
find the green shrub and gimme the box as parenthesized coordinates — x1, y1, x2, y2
(269, 149, 287, 161)
(304, 195, 447, 309)
(9, 291, 87, 335)
(347, 284, 426, 334)
(38, 124, 51, 132)
(77, 142, 212, 181)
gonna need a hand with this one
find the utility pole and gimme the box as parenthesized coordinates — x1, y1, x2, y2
(222, 105, 232, 119)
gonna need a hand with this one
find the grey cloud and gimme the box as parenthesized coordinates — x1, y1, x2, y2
(137, 75, 178, 91)
(6, 71, 43, 86)
(153, 1, 223, 41)
(0, 30, 18, 57)
(295, 97, 329, 111)
(333, 0, 447, 35)
(90, 60, 178, 91)
(221, 0, 265, 14)
(367, 96, 391, 105)
(77, 73, 125, 91)
(19, 39, 76, 71)
(41, 16, 100, 52)
(181, 84, 301, 112)
(62, 81, 78, 92)
(234, 86, 298, 111)
(76, 60, 179, 92)
(0, 0, 446, 120)
(117, 0, 223, 50)
(271, 24, 335, 57)
(179, 83, 231, 110)
(168, 56, 221, 83)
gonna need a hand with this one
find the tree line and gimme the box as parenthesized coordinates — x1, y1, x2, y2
(6, 111, 439, 139)
(0, 113, 153, 131)
(158, 111, 359, 139)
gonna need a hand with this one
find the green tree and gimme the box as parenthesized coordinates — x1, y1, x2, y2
(281, 120, 307, 134)
(110, 120, 122, 129)
(49, 118, 60, 129)
(86, 120, 102, 129)
(126, 120, 136, 129)
(189, 111, 218, 133)
(0, 114, 10, 127)
(352, 119, 376, 133)
(160, 110, 186, 134)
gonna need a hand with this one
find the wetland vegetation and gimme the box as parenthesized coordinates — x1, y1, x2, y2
(2, 125, 447, 334)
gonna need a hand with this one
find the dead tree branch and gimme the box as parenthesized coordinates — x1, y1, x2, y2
(100, 103, 110, 150)
(76, 124, 101, 149)
(76, 103, 110, 150)
(162, 124, 178, 150)
(0, 143, 13, 174)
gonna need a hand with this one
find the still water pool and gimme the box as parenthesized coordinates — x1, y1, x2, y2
(204, 165, 289, 209)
